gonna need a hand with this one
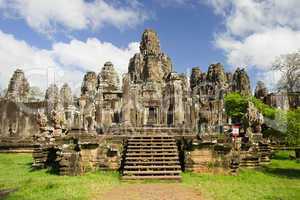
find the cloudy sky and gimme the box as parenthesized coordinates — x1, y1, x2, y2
(0, 0, 299, 94)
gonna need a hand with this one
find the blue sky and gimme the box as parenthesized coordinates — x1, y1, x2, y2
(0, 0, 299, 93)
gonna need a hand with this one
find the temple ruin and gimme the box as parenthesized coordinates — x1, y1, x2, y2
(0, 29, 292, 179)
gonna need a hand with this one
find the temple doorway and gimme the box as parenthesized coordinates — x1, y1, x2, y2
(147, 107, 157, 125)
(167, 104, 174, 126)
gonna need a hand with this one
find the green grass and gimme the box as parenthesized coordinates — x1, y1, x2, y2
(182, 151, 300, 200)
(0, 151, 299, 200)
(0, 154, 121, 200)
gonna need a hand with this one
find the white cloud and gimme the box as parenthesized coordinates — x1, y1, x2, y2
(205, 0, 230, 16)
(0, 0, 147, 35)
(51, 39, 139, 74)
(216, 27, 300, 69)
(0, 30, 139, 95)
(206, 0, 300, 88)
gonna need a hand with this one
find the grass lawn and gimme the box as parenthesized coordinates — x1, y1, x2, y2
(182, 151, 300, 200)
(0, 151, 299, 200)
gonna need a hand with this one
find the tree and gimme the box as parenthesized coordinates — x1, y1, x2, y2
(224, 92, 277, 120)
(286, 109, 300, 158)
(224, 92, 248, 122)
(272, 51, 300, 93)
(225, 92, 300, 159)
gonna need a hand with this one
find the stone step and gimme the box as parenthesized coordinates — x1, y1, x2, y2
(129, 136, 175, 139)
(123, 170, 181, 175)
(127, 142, 176, 146)
(128, 139, 175, 142)
(124, 165, 181, 170)
(125, 161, 180, 165)
(127, 145, 177, 149)
(125, 156, 178, 162)
(127, 149, 177, 153)
(122, 135, 181, 180)
(122, 175, 181, 180)
(126, 152, 178, 156)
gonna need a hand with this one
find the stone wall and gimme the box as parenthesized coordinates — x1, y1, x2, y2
(0, 100, 44, 138)
(32, 134, 124, 176)
(184, 143, 232, 173)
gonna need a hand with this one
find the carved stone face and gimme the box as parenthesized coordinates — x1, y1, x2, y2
(140, 29, 161, 56)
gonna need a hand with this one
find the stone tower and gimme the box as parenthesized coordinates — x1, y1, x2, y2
(140, 29, 161, 56)
(255, 81, 268, 101)
(232, 68, 251, 96)
(6, 69, 30, 102)
(123, 29, 188, 127)
(128, 29, 172, 83)
(98, 61, 120, 91)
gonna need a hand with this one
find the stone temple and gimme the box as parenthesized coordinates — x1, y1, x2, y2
(0, 29, 274, 179)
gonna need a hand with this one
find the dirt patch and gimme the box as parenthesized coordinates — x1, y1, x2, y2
(99, 183, 203, 200)
(0, 188, 17, 199)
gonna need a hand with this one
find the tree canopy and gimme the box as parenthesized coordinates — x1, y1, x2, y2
(272, 51, 300, 93)
(224, 92, 300, 146)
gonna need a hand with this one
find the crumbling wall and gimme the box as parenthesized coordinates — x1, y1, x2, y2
(32, 135, 124, 176)
(0, 100, 42, 138)
(184, 143, 232, 173)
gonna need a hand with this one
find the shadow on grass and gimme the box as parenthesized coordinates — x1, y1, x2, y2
(271, 154, 290, 161)
(25, 162, 37, 172)
(25, 162, 59, 175)
(45, 166, 59, 175)
(0, 188, 18, 199)
(261, 166, 300, 179)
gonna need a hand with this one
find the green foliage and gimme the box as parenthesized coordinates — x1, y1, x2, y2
(224, 92, 278, 119)
(250, 97, 277, 119)
(224, 93, 299, 146)
(285, 108, 300, 146)
(224, 92, 248, 119)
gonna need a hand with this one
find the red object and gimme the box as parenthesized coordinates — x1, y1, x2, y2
(232, 125, 239, 137)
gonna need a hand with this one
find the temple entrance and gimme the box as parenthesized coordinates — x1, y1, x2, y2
(167, 104, 174, 126)
(112, 112, 120, 123)
(147, 107, 157, 125)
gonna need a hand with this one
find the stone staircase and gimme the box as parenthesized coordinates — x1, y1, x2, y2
(239, 151, 260, 168)
(122, 135, 182, 180)
(258, 142, 272, 164)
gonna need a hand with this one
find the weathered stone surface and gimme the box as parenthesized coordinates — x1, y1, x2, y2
(45, 84, 59, 102)
(140, 29, 161, 56)
(185, 143, 232, 173)
(60, 83, 73, 108)
(232, 68, 251, 96)
(288, 92, 300, 109)
(255, 81, 268, 101)
(79, 97, 96, 131)
(5, 69, 30, 102)
(190, 63, 228, 134)
(128, 29, 172, 83)
(121, 29, 188, 127)
(98, 61, 120, 91)
(265, 92, 290, 110)
(128, 53, 144, 83)
(206, 63, 227, 86)
(190, 67, 202, 91)
(45, 84, 64, 123)
(0, 100, 41, 138)
(81, 71, 97, 98)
